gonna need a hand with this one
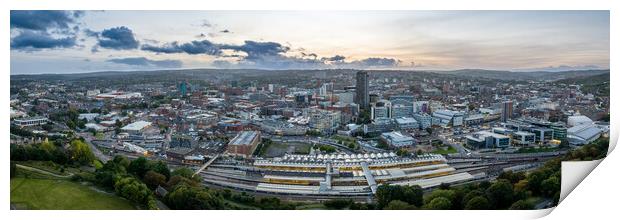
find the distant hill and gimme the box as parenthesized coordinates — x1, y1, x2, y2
(556, 73, 610, 96)
(10, 68, 609, 82)
(433, 69, 609, 81)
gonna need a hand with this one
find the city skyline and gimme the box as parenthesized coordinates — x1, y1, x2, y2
(10, 10, 610, 74)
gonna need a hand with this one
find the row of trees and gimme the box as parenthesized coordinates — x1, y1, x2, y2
(10, 139, 95, 166)
(49, 109, 86, 130)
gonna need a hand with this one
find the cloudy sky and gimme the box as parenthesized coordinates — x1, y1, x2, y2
(10, 10, 609, 74)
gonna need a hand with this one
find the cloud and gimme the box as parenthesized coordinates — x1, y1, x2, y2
(142, 38, 400, 69)
(221, 41, 290, 59)
(200, 19, 212, 28)
(321, 55, 346, 62)
(96, 26, 139, 50)
(107, 57, 182, 68)
(10, 10, 83, 31)
(83, 28, 100, 37)
(350, 57, 401, 67)
(11, 30, 77, 50)
(10, 10, 84, 51)
(142, 40, 222, 55)
(142, 40, 219, 55)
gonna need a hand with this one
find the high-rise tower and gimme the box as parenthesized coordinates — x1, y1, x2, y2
(355, 71, 369, 110)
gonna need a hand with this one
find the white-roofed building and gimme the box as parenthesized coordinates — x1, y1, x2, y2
(121, 121, 152, 134)
(381, 131, 415, 148)
(567, 124, 602, 145)
(567, 115, 594, 127)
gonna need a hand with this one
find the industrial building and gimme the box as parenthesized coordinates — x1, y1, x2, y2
(226, 131, 261, 158)
(121, 121, 152, 134)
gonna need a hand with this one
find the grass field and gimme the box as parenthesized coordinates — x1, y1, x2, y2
(431, 146, 458, 154)
(10, 177, 136, 210)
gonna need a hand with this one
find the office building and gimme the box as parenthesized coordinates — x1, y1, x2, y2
(513, 131, 536, 146)
(371, 100, 391, 120)
(413, 113, 432, 129)
(395, 117, 419, 130)
(381, 131, 416, 148)
(531, 127, 554, 144)
(465, 131, 510, 149)
(308, 109, 342, 134)
(432, 109, 464, 127)
(501, 100, 513, 122)
(355, 71, 369, 110)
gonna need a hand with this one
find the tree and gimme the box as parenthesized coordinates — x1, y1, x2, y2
(95, 170, 118, 189)
(424, 189, 456, 205)
(384, 200, 416, 210)
(144, 170, 167, 189)
(68, 139, 95, 165)
(166, 175, 200, 188)
(424, 197, 452, 210)
(128, 157, 149, 178)
(112, 155, 131, 169)
(486, 179, 515, 209)
(509, 200, 534, 210)
(114, 176, 153, 205)
(171, 167, 201, 183)
(540, 176, 560, 197)
(526, 170, 548, 195)
(498, 171, 526, 184)
(462, 190, 485, 206)
(150, 160, 171, 180)
(376, 184, 423, 208)
(464, 196, 490, 210)
(323, 199, 353, 210)
(10, 162, 16, 178)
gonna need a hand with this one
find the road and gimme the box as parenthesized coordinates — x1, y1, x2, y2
(78, 132, 111, 163)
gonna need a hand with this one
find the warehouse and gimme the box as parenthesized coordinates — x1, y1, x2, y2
(226, 131, 261, 158)
(121, 121, 152, 134)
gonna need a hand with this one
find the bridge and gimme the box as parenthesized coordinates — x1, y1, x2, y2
(360, 162, 378, 194)
(193, 154, 220, 177)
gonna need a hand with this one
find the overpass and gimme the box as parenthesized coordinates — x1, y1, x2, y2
(193, 154, 220, 177)
(360, 162, 378, 194)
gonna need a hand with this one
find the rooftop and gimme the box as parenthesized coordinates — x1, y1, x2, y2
(121, 121, 152, 131)
(229, 131, 259, 146)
